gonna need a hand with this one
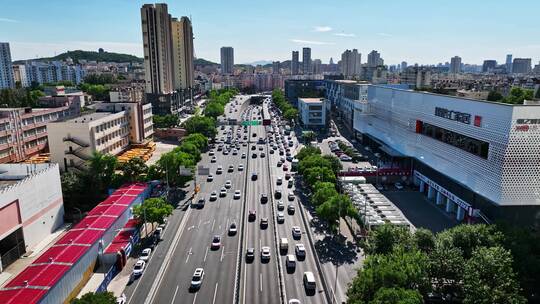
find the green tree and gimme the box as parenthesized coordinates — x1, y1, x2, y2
(302, 130, 316, 143)
(503, 87, 534, 104)
(295, 146, 321, 161)
(153, 114, 179, 128)
(316, 194, 357, 231)
(182, 116, 217, 138)
(346, 247, 430, 303)
(299, 154, 330, 174)
(176, 142, 201, 162)
(304, 165, 336, 186)
(120, 157, 148, 182)
(414, 228, 435, 253)
(436, 224, 503, 259)
(203, 102, 225, 119)
(487, 90, 504, 101)
(157, 150, 195, 186)
(71, 292, 116, 304)
(133, 197, 173, 225)
(87, 152, 118, 194)
(369, 287, 423, 304)
(463, 246, 526, 304)
(322, 154, 343, 174)
(283, 108, 298, 121)
(428, 242, 465, 298)
(182, 133, 208, 150)
(311, 182, 338, 206)
(366, 223, 415, 255)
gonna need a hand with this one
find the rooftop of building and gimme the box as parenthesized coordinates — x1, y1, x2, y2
(372, 84, 540, 107)
(62, 112, 114, 124)
(0, 163, 56, 191)
(299, 97, 325, 103)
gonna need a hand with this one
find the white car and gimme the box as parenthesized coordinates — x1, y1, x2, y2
(228, 223, 237, 235)
(277, 200, 284, 210)
(395, 182, 404, 190)
(261, 246, 271, 261)
(288, 300, 301, 304)
(210, 191, 218, 201)
(234, 190, 241, 199)
(339, 154, 352, 161)
(211, 156, 217, 163)
(292, 226, 302, 239)
(277, 212, 285, 223)
(276, 177, 283, 185)
(139, 248, 151, 261)
(225, 180, 232, 189)
(238, 164, 244, 171)
(190, 268, 204, 289)
(216, 166, 223, 174)
(207, 174, 214, 182)
(228, 165, 234, 172)
(220, 187, 227, 197)
(295, 243, 306, 259)
(288, 192, 295, 201)
(241, 153, 246, 159)
(209, 151, 215, 156)
(132, 260, 145, 277)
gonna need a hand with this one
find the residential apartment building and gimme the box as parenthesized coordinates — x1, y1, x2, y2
(272, 61, 280, 75)
(220, 47, 234, 75)
(0, 102, 81, 164)
(0, 163, 64, 269)
(367, 50, 382, 67)
(340, 49, 361, 78)
(0, 42, 15, 89)
(47, 102, 153, 171)
(302, 47, 311, 74)
(450, 56, 462, 74)
(512, 58, 532, 74)
(171, 16, 194, 90)
(482, 60, 497, 73)
(401, 66, 432, 88)
(291, 51, 299, 75)
(22, 61, 85, 85)
(12, 65, 29, 87)
(506, 54, 513, 74)
(298, 98, 326, 127)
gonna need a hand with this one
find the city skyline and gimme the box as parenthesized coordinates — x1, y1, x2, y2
(1, 0, 539, 65)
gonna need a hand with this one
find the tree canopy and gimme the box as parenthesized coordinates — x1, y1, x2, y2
(133, 197, 173, 225)
(71, 291, 117, 304)
(153, 114, 179, 128)
(182, 116, 217, 138)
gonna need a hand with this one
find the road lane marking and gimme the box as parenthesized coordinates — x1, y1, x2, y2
(143, 206, 193, 304)
(211, 219, 215, 231)
(185, 247, 192, 264)
(170, 285, 179, 304)
(204, 246, 209, 262)
(220, 246, 225, 262)
(212, 283, 219, 304)
(192, 293, 198, 304)
(260, 273, 263, 292)
(197, 219, 201, 229)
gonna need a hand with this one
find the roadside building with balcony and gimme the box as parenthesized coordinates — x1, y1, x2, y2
(0, 103, 81, 164)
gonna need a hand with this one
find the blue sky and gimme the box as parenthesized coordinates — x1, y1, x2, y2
(1, 0, 539, 65)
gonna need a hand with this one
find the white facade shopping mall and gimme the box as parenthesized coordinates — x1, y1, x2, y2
(353, 85, 540, 225)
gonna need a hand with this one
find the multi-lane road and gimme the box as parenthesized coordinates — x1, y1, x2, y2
(124, 95, 328, 304)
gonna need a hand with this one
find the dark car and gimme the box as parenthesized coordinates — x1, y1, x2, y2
(248, 210, 256, 221)
(251, 172, 258, 180)
(274, 190, 282, 199)
(246, 248, 255, 262)
(260, 218, 268, 229)
(260, 194, 268, 204)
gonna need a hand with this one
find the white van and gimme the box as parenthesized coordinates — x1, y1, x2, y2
(280, 238, 288, 252)
(303, 272, 316, 290)
(286, 254, 296, 269)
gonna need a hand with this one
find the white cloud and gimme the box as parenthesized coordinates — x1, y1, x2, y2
(0, 17, 19, 23)
(9, 41, 142, 60)
(377, 32, 393, 37)
(313, 26, 332, 32)
(334, 33, 356, 37)
(290, 39, 334, 45)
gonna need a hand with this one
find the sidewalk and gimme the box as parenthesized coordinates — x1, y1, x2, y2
(0, 224, 70, 288)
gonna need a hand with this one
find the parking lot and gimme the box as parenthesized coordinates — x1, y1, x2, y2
(319, 136, 373, 171)
(382, 190, 459, 232)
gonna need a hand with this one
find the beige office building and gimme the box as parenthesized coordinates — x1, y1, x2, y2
(171, 16, 194, 90)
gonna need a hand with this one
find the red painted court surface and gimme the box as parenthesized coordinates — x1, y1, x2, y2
(0, 183, 148, 304)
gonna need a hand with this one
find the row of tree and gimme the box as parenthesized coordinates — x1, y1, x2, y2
(0, 86, 45, 108)
(295, 146, 358, 231)
(271, 89, 299, 122)
(346, 223, 540, 304)
(152, 114, 179, 129)
(203, 88, 238, 119)
(487, 87, 535, 104)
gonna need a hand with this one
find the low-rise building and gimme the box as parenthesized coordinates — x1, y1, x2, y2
(47, 102, 153, 172)
(298, 98, 326, 127)
(0, 102, 81, 164)
(0, 163, 64, 270)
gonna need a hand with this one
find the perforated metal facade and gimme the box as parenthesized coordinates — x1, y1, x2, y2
(354, 85, 540, 207)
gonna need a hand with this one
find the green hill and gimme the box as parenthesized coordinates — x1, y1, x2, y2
(14, 50, 143, 64)
(194, 58, 218, 66)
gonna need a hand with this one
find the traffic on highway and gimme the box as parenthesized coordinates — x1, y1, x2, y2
(124, 94, 327, 304)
